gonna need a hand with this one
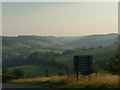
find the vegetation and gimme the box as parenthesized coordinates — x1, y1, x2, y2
(3, 43, 118, 79)
(44, 70, 51, 77)
(8, 65, 60, 78)
(2, 33, 117, 59)
(10, 74, 118, 88)
(107, 54, 120, 75)
(2, 68, 12, 83)
(2, 68, 24, 82)
(56, 44, 117, 69)
(2, 33, 119, 88)
(57, 68, 66, 76)
(11, 68, 24, 79)
(3, 51, 69, 71)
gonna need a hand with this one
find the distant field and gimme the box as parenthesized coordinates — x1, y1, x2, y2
(2, 33, 118, 58)
(10, 74, 118, 88)
(56, 44, 117, 67)
(8, 65, 59, 78)
(8, 44, 117, 77)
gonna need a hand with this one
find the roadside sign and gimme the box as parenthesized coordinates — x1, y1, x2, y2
(73, 55, 93, 84)
(74, 55, 92, 72)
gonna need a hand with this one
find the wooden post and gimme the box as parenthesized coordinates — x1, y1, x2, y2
(76, 57, 79, 85)
(76, 69, 79, 85)
(88, 56, 90, 80)
(74, 56, 79, 85)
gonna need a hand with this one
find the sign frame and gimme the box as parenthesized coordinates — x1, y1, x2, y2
(73, 55, 93, 84)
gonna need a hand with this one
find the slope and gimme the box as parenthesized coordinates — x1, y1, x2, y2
(56, 43, 117, 68)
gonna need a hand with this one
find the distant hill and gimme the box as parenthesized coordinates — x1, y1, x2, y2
(56, 43, 117, 69)
(2, 33, 117, 48)
(2, 35, 80, 57)
(63, 33, 117, 48)
(8, 43, 117, 77)
(2, 33, 118, 58)
(3, 33, 118, 77)
(8, 65, 63, 78)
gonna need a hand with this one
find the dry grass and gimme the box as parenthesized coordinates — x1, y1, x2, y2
(10, 74, 119, 88)
(11, 76, 67, 83)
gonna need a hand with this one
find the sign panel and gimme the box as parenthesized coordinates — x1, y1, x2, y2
(74, 55, 92, 72)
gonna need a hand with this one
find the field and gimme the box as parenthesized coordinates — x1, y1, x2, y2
(56, 44, 117, 67)
(3, 34, 119, 88)
(7, 44, 117, 78)
(10, 74, 118, 88)
(8, 65, 60, 78)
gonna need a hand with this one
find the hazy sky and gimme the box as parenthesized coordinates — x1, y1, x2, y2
(2, 2, 118, 36)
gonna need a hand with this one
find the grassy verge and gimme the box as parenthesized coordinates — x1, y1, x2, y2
(9, 74, 118, 88)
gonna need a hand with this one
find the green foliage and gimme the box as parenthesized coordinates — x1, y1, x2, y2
(44, 70, 51, 77)
(9, 65, 59, 78)
(26, 51, 58, 64)
(65, 33, 117, 48)
(2, 68, 9, 74)
(7, 50, 70, 77)
(106, 55, 120, 74)
(2, 34, 118, 78)
(82, 46, 87, 51)
(2, 33, 117, 60)
(57, 44, 117, 69)
(92, 65, 105, 73)
(58, 68, 66, 76)
(62, 49, 74, 55)
(11, 68, 24, 79)
(2, 68, 13, 83)
(4, 43, 117, 78)
(3, 56, 26, 68)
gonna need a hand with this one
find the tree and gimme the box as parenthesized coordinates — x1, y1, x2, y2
(82, 46, 86, 51)
(106, 55, 120, 75)
(62, 49, 74, 55)
(12, 68, 24, 79)
(58, 68, 66, 76)
(2, 68, 13, 82)
(44, 70, 50, 77)
(89, 46, 93, 49)
(98, 45, 103, 48)
(92, 65, 105, 73)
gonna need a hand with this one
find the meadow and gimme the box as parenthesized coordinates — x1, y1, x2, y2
(2, 34, 119, 88)
(10, 74, 118, 88)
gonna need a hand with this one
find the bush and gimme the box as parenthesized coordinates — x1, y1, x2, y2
(106, 55, 120, 75)
(11, 68, 24, 79)
(58, 68, 66, 76)
(44, 70, 51, 77)
(92, 65, 105, 74)
(2, 68, 13, 83)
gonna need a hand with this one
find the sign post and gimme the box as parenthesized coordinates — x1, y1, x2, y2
(74, 55, 93, 84)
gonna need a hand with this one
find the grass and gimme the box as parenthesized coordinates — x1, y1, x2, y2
(28, 40, 56, 47)
(8, 65, 59, 78)
(56, 44, 117, 66)
(10, 74, 119, 88)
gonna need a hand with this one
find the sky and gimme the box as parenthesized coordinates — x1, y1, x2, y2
(2, 2, 118, 36)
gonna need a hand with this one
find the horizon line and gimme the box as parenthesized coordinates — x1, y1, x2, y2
(1, 33, 118, 37)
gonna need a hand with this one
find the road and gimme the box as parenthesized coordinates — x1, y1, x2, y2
(2, 83, 47, 88)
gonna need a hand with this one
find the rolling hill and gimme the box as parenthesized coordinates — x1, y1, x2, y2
(7, 43, 117, 77)
(2, 33, 118, 77)
(8, 65, 60, 78)
(2, 33, 118, 58)
(63, 33, 117, 48)
(56, 43, 117, 68)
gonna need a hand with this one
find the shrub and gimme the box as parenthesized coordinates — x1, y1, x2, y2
(11, 68, 24, 79)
